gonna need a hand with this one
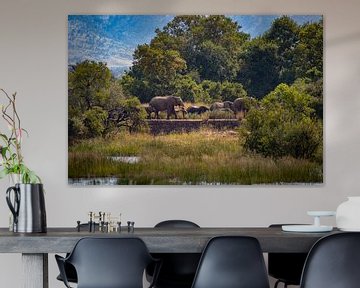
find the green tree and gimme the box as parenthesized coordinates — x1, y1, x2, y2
(125, 15, 249, 101)
(293, 20, 323, 81)
(238, 38, 279, 99)
(68, 60, 112, 112)
(104, 79, 127, 110)
(220, 81, 247, 102)
(68, 61, 147, 139)
(182, 15, 249, 81)
(264, 16, 300, 83)
(161, 15, 248, 71)
(68, 61, 112, 139)
(120, 73, 156, 103)
(265, 16, 299, 50)
(174, 75, 209, 103)
(129, 45, 187, 101)
(194, 40, 239, 81)
(292, 78, 323, 119)
(201, 80, 222, 101)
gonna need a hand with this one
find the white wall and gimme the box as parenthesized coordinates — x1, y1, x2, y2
(1, 0, 360, 286)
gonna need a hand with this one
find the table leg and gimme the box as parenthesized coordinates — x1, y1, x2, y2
(22, 253, 48, 288)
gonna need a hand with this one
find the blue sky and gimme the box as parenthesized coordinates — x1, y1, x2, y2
(68, 15, 322, 77)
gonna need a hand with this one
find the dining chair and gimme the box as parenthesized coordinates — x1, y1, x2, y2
(268, 224, 308, 288)
(55, 237, 160, 288)
(56, 223, 99, 284)
(300, 232, 360, 288)
(147, 220, 201, 288)
(191, 236, 270, 288)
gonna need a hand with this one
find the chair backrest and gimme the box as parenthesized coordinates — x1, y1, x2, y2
(67, 237, 154, 288)
(191, 236, 270, 288)
(151, 220, 201, 286)
(300, 232, 360, 288)
(268, 224, 308, 285)
(155, 219, 200, 228)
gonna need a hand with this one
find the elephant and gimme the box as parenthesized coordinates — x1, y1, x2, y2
(210, 101, 233, 111)
(232, 97, 258, 119)
(149, 95, 184, 119)
(232, 98, 246, 114)
(218, 108, 234, 113)
(186, 105, 209, 115)
(176, 106, 187, 119)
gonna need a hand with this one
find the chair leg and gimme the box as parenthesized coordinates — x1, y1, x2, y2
(274, 280, 289, 288)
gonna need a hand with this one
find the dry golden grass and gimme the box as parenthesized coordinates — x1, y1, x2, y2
(69, 129, 322, 184)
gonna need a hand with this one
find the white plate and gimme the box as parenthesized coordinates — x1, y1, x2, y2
(307, 211, 336, 217)
(282, 225, 333, 232)
(338, 227, 360, 232)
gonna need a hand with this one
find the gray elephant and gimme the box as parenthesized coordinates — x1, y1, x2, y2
(149, 95, 184, 119)
(176, 106, 187, 119)
(232, 97, 258, 119)
(187, 105, 209, 115)
(232, 98, 246, 114)
(210, 101, 233, 111)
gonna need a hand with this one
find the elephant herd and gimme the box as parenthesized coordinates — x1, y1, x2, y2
(145, 95, 249, 120)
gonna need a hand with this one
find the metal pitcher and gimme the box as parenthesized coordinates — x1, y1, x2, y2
(6, 183, 47, 233)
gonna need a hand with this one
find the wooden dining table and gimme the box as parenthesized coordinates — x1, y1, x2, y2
(0, 226, 339, 288)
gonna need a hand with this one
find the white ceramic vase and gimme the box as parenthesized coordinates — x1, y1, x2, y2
(336, 197, 360, 231)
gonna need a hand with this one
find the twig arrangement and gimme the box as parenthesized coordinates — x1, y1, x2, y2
(0, 88, 40, 183)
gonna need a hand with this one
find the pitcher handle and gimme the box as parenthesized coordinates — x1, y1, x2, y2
(6, 186, 20, 224)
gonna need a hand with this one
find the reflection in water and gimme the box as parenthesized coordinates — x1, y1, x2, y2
(108, 156, 140, 164)
(69, 177, 119, 186)
(69, 156, 141, 185)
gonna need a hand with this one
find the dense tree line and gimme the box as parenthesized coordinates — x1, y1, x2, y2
(122, 15, 323, 103)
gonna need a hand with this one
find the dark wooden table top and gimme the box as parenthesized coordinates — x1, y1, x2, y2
(0, 227, 340, 254)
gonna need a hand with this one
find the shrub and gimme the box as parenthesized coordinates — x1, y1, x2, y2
(84, 106, 108, 137)
(106, 97, 147, 133)
(69, 116, 88, 138)
(200, 80, 248, 103)
(68, 107, 108, 139)
(241, 83, 322, 161)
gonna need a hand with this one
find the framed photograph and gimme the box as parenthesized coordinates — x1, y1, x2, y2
(68, 15, 323, 185)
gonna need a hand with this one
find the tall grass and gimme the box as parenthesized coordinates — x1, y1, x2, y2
(69, 130, 322, 184)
